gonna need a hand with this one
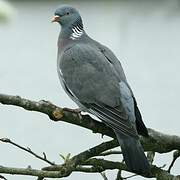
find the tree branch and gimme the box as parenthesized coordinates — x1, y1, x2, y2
(42, 139, 118, 171)
(79, 158, 180, 180)
(0, 166, 72, 178)
(168, 150, 180, 173)
(0, 138, 55, 166)
(0, 94, 180, 153)
(0, 139, 120, 178)
(0, 174, 7, 180)
(0, 93, 114, 137)
(99, 150, 122, 156)
(1, 93, 180, 179)
(0, 159, 179, 180)
(115, 169, 123, 180)
(100, 172, 108, 180)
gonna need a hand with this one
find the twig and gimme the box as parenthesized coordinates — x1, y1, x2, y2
(115, 158, 124, 180)
(168, 150, 180, 173)
(42, 139, 118, 171)
(100, 150, 122, 156)
(0, 138, 55, 166)
(116, 169, 123, 180)
(36, 177, 44, 180)
(0, 174, 7, 180)
(123, 174, 137, 179)
(147, 151, 155, 165)
(101, 172, 108, 180)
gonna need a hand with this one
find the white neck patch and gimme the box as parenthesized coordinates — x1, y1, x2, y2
(70, 26, 83, 40)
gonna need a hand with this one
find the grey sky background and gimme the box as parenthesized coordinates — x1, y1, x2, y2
(0, 0, 180, 179)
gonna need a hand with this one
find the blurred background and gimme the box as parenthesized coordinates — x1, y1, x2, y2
(0, 0, 180, 179)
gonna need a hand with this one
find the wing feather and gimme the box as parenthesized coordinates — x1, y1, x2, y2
(87, 103, 138, 138)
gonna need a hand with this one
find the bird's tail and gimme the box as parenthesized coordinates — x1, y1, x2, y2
(115, 131, 150, 175)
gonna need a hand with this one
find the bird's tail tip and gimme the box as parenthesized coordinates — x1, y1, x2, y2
(116, 132, 151, 176)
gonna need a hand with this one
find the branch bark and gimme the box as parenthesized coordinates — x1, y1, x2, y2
(0, 94, 180, 153)
(0, 166, 71, 178)
(0, 93, 180, 179)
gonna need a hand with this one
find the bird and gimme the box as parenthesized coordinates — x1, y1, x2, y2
(52, 5, 150, 175)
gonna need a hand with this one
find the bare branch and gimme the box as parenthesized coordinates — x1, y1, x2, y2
(141, 129, 180, 153)
(0, 93, 115, 137)
(115, 170, 123, 180)
(0, 94, 180, 154)
(36, 177, 44, 180)
(0, 139, 120, 179)
(147, 151, 155, 165)
(115, 158, 125, 180)
(1, 93, 180, 179)
(101, 172, 108, 180)
(100, 150, 122, 156)
(0, 174, 7, 180)
(123, 174, 137, 179)
(83, 158, 180, 180)
(0, 166, 72, 178)
(0, 138, 55, 166)
(168, 150, 180, 173)
(42, 139, 118, 171)
(0, 159, 179, 180)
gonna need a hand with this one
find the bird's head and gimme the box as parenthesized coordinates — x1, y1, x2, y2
(51, 5, 82, 28)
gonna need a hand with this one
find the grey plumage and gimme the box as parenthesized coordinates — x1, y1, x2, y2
(53, 5, 150, 175)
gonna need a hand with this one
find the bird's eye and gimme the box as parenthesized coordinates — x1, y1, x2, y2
(66, 12, 70, 15)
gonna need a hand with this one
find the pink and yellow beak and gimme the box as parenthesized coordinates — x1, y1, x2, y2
(51, 15, 60, 23)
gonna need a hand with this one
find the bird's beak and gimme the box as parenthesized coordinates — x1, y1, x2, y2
(51, 15, 60, 23)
